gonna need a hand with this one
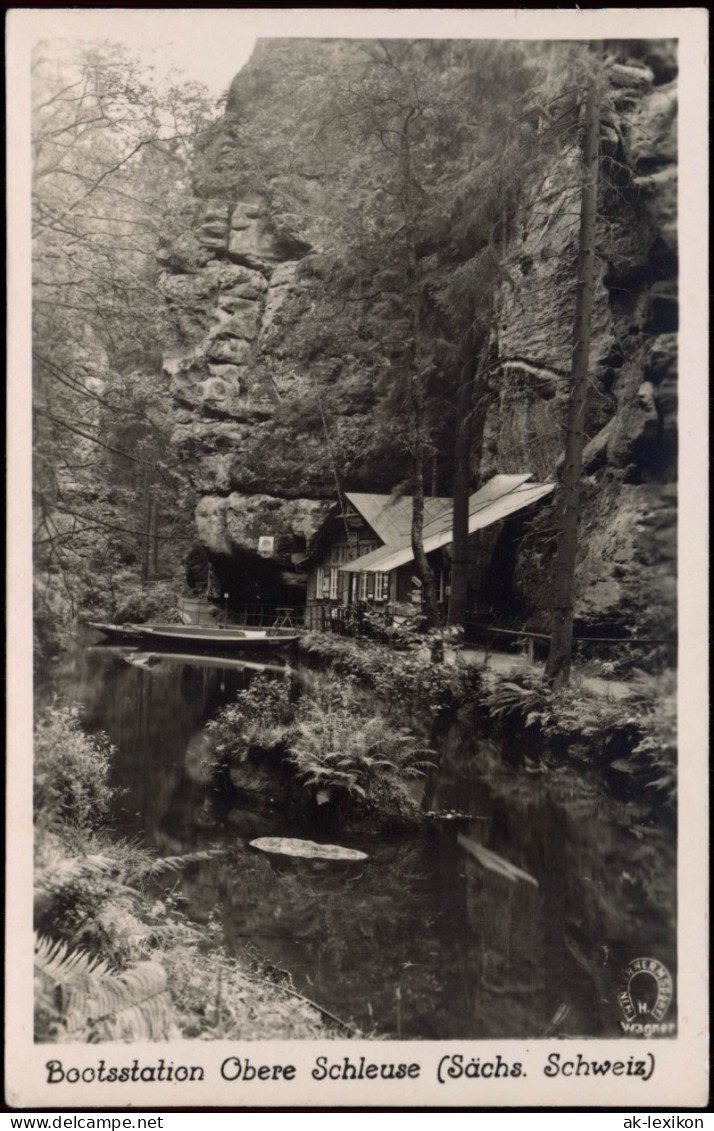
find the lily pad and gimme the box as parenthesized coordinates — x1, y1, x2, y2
(249, 837, 368, 861)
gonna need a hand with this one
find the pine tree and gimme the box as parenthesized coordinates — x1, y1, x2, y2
(545, 67, 602, 686)
(32, 41, 215, 637)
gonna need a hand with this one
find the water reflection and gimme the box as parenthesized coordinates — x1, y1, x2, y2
(43, 645, 676, 1040)
(45, 645, 287, 845)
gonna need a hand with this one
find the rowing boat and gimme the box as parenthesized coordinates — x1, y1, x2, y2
(87, 622, 142, 643)
(124, 622, 299, 651)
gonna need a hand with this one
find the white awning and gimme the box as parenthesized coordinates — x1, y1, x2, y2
(340, 476, 555, 573)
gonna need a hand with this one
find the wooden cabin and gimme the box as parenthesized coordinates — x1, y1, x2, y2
(303, 477, 555, 630)
(303, 492, 451, 629)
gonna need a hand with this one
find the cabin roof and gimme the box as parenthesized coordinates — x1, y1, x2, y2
(343, 492, 452, 544)
(340, 475, 555, 573)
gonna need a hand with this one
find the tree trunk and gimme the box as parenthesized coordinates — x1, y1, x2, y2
(402, 109, 439, 629)
(151, 498, 160, 577)
(447, 322, 491, 627)
(545, 76, 601, 687)
(409, 398, 439, 628)
(447, 348, 473, 627)
(140, 470, 151, 584)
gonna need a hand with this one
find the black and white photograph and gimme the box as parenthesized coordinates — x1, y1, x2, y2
(6, 7, 708, 1111)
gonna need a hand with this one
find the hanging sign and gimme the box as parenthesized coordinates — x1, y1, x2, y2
(258, 536, 275, 556)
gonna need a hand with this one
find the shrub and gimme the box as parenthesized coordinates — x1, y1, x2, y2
(208, 674, 433, 820)
(288, 684, 434, 813)
(485, 669, 677, 808)
(112, 579, 183, 624)
(207, 673, 294, 762)
(34, 704, 118, 832)
(300, 634, 483, 716)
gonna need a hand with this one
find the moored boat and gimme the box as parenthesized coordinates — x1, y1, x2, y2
(125, 622, 299, 651)
(87, 622, 143, 643)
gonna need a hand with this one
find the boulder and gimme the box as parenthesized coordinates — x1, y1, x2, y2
(260, 261, 299, 341)
(206, 337, 253, 366)
(633, 166, 677, 254)
(628, 82, 677, 170)
(194, 491, 332, 558)
(227, 215, 285, 269)
(209, 303, 261, 341)
(223, 494, 333, 551)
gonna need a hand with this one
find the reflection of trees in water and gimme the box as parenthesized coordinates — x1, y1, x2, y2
(51, 650, 258, 847)
(179, 839, 477, 1038)
(446, 731, 675, 1036)
(54, 649, 677, 1039)
(168, 707, 675, 1039)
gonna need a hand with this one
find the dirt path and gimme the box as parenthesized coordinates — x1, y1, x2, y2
(450, 645, 634, 701)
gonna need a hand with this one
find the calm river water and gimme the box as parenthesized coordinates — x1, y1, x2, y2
(43, 641, 677, 1040)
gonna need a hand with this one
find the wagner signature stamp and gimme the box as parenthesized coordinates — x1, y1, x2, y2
(618, 957, 675, 1036)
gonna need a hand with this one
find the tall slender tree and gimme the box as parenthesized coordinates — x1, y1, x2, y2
(32, 40, 215, 639)
(545, 70, 602, 686)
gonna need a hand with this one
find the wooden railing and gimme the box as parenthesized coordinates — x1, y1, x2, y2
(464, 615, 676, 662)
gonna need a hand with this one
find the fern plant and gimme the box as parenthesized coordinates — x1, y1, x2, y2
(487, 679, 546, 725)
(35, 933, 176, 1042)
(288, 697, 434, 811)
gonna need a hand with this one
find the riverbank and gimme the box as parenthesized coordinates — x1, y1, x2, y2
(33, 703, 339, 1042)
(297, 632, 676, 816)
(34, 639, 676, 1040)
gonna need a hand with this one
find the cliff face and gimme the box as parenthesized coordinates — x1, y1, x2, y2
(160, 39, 677, 636)
(486, 42, 677, 636)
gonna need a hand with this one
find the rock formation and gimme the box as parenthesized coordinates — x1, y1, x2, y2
(160, 38, 677, 639)
(486, 41, 677, 638)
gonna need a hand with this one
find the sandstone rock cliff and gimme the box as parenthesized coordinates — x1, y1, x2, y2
(160, 39, 677, 638)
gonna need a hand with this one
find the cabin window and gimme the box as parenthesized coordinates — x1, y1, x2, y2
(374, 571, 390, 601)
(314, 567, 330, 600)
(329, 567, 339, 600)
(359, 572, 370, 600)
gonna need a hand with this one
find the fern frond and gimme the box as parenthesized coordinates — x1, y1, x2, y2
(35, 933, 112, 986)
(128, 848, 224, 881)
(36, 853, 116, 893)
(35, 933, 175, 1042)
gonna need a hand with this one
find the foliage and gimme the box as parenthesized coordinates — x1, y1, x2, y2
(300, 632, 483, 717)
(112, 578, 184, 625)
(288, 684, 434, 813)
(34, 704, 118, 832)
(207, 673, 294, 759)
(485, 668, 677, 808)
(35, 933, 175, 1043)
(33, 703, 332, 1041)
(208, 672, 433, 820)
(32, 40, 210, 644)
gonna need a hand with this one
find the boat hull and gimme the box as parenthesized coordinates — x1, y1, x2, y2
(87, 622, 143, 643)
(126, 624, 299, 652)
